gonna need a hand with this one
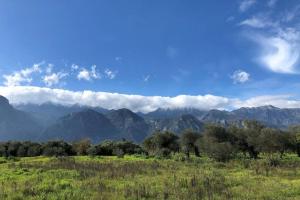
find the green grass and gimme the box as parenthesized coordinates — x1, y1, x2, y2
(0, 155, 299, 200)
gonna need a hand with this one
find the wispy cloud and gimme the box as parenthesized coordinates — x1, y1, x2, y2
(258, 30, 300, 74)
(2, 86, 300, 112)
(231, 70, 250, 83)
(239, 16, 276, 28)
(77, 65, 101, 81)
(43, 72, 68, 87)
(281, 5, 300, 22)
(45, 64, 54, 74)
(239, 0, 256, 12)
(239, 4, 300, 74)
(2, 63, 43, 86)
(104, 69, 117, 79)
(71, 64, 79, 71)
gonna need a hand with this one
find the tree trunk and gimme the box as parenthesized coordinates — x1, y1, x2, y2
(194, 146, 200, 157)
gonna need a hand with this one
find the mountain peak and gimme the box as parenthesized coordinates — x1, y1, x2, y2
(108, 108, 141, 118)
(258, 105, 279, 110)
(237, 105, 280, 111)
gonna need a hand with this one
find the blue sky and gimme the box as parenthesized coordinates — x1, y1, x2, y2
(1, 0, 300, 112)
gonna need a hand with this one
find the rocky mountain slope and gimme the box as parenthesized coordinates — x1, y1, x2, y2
(0, 96, 41, 140)
(2, 95, 300, 142)
(43, 109, 118, 142)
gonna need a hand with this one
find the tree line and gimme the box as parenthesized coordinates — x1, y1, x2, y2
(0, 120, 299, 162)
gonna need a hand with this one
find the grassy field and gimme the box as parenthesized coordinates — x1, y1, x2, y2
(0, 155, 299, 200)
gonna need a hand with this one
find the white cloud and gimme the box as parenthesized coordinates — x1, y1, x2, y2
(43, 72, 68, 87)
(239, 5, 300, 74)
(71, 64, 79, 71)
(104, 69, 117, 79)
(239, 0, 256, 12)
(0, 86, 232, 113)
(1, 86, 300, 112)
(46, 64, 54, 74)
(2, 63, 42, 86)
(233, 95, 300, 109)
(77, 65, 100, 81)
(239, 16, 275, 28)
(90, 65, 99, 79)
(77, 69, 91, 81)
(254, 28, 300, 74)
(231, 70, 250, 83)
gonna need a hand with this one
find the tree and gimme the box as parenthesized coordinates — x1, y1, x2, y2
(197, 125, 236, 162)
(143, 131, 179, 157)
(98, 140, 115, 156)
(7, 141, 22, 157)
(203, 124, 228, 142)
(242, 120, 265, 159)
(227, 125, 248, 155)
(257, 128, 282, 154)
(72, 139, 91, 155)
(114, 140, 143, 155)
(180, 130, 201, 157)
(16, 145, 27, 157)
(42, 141, 74, 157)
(26, 142, 42, 157)
(277, 131, 295, 157)
(0, 142, 8, 157)
(87, 146, 98, 157)
(288, 126, 300, 157)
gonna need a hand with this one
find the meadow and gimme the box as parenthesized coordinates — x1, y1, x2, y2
(0, 154, 299, 200)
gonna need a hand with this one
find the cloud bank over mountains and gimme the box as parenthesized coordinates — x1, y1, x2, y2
(1, 86, 300, 113)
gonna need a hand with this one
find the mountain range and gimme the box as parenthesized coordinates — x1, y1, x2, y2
(1, 95, 300, 143)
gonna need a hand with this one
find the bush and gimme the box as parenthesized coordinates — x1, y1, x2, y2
(143, 131, 179, 157)
(265, 154, 281, 167)
(42, 141, 74, 157)
(172, 152, 188, 162)
(87, 146, 98, 157)
(155, 148, 172, 159)
(209, 142, 236, 162)
(72, 139, 91, 155)
(114, 148, 125, 158)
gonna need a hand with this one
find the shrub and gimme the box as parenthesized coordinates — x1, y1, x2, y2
(180, 130, 201, 157)
(87, 146, 98, 157)
(143, 131, 179, 157)
(172, 152, 188, 162)
(155, 148, 172, 159)
(42, 141, 74, 157)
(113, 148, 125, 158)
(265, 154, 281, 167)
(72, 139, 91, 155)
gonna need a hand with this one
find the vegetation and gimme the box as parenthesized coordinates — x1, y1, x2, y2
(0, 120, 300, 199)
(0, 154, 299, 199)
(1, 120, 300, 160)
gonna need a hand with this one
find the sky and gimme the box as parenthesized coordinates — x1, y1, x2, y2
(1, 0, 300, 112)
